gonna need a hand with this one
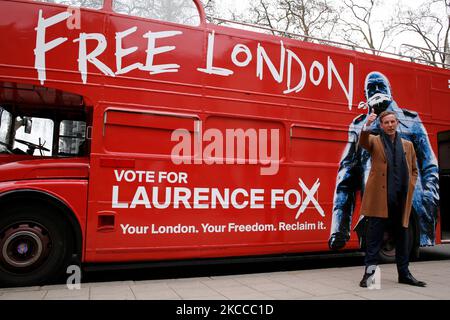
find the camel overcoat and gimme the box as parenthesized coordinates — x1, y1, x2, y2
(358, 130, 418, 228)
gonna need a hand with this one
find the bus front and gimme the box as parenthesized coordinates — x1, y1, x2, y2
(0, 84, 90, 287)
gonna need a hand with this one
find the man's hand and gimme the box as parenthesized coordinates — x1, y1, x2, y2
(366, 112, 377, 126)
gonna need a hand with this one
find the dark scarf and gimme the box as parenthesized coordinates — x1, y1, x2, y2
(380, 131, 409, 213)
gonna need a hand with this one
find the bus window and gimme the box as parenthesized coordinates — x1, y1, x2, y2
(0, 83, 89, 158)
(59, 120, 87, 156)
(34, 0, 104, 9)
(13, 117, 54, 156)
(113, 0, 201, 26)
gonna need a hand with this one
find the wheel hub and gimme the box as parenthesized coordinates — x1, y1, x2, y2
(0, 223, 51, 272)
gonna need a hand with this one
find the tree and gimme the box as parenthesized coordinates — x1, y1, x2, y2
(281, 0, 339, 40)
(246, 0, 288, 36)
(113, 0, 201, 26)
(245, 0, 339, 40)
(201, 0, 218, 22)
(395, 0, 450, 67)
(446, 0, 450, 65)
(335, 0, 396, 54)
(41, 0, 103, 8)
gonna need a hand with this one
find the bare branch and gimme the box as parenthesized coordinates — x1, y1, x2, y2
(394, 0, 449, 65)
(245, 0, 339, 41)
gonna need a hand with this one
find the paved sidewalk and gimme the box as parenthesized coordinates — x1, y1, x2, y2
(1, 259, 450, 300)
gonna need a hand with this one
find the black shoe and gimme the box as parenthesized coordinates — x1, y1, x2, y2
(328, 232, 350, 250)
(359, 272, 374, 288)
(398, 273, 427, 287)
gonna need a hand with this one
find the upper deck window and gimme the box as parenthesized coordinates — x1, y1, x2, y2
(34, 0, 104, 10)
(113, 0, 200, 26)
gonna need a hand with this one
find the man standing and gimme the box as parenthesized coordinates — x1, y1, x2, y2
(329, 71, 439, 250)
(359, 110, 426, 287)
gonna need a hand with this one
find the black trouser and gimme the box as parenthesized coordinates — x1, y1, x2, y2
(364, 209, 410, 276)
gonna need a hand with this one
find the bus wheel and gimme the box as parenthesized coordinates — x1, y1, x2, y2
(0, 205, 73, 287)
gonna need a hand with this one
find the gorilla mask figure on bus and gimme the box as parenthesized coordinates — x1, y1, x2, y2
(365, 72, 393, 115)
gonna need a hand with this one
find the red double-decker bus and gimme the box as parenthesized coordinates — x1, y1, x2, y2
(0, 0, 449, 287)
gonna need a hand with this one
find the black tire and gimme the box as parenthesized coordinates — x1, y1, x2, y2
(0, 204, 74, 287)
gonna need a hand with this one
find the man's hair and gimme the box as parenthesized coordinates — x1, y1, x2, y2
(379, 110, 397, 123)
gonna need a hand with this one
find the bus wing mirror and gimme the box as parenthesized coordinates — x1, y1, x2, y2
(24, 117, 32, 134)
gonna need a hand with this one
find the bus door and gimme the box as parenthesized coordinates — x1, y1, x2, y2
(438, 130, 450, 242)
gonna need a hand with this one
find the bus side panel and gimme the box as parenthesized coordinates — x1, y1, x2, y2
(84, 107, 362, 263)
